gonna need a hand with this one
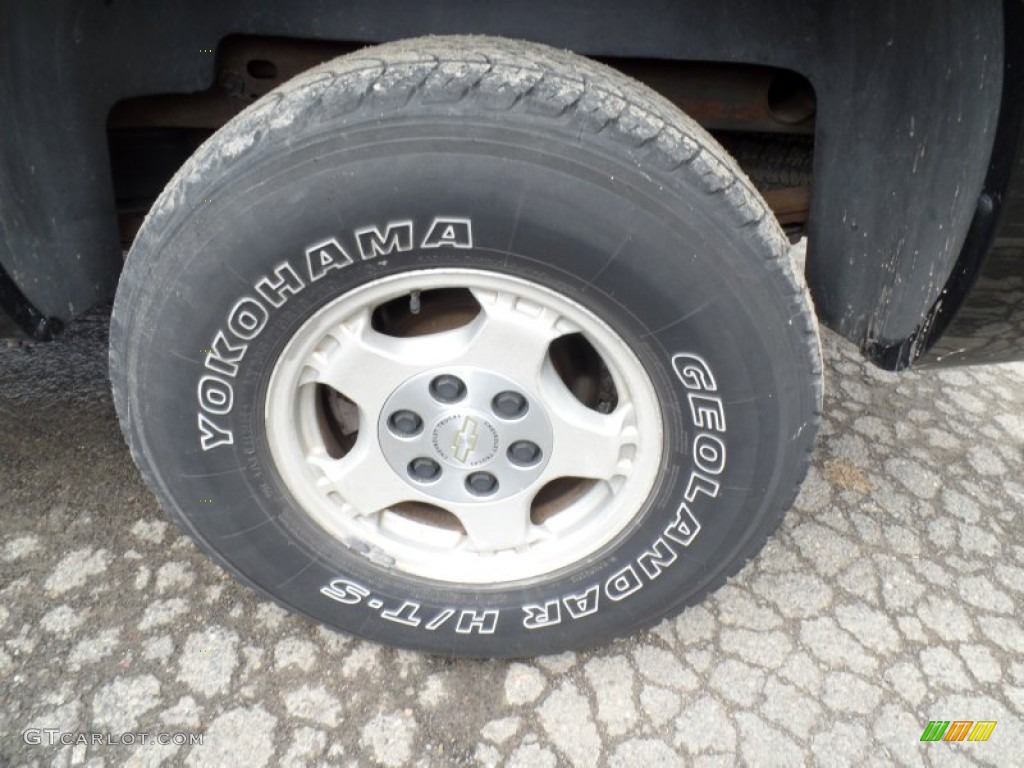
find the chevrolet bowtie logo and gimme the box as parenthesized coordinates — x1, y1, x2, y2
(451, 417, 480, 463)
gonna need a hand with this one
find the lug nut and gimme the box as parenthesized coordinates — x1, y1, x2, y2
(388, 410, 423, 437)
(507, 440, 542, 466)
(429, 374, 466, 404)
(408, 457, 441, 482)
(466, 471, 499, 496)
(492, 390, 528, 419)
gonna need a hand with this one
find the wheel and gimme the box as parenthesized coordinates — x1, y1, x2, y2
(110, 36, 822, 657)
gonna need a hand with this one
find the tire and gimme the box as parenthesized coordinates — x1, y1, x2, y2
(110, 36, 822, 657)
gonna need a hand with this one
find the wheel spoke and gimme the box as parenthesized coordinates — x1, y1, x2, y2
(457, 288, 576, 387)
(310, 434, 415, 516)
(538, 360, 635, 482)
(314, 308, 464, 416)
(447, 493, 535, 552)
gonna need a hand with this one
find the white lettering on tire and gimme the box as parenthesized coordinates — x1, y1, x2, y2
(355, 221, 414, 259)
(306, 239, 353, 281)
(513, 351, 728, 629)
(318, 580, 503, 635)
(194, 217, 474, 450)
(420, 217, 473, 249)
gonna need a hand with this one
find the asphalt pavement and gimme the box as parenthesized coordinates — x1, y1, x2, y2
(1, 297, 1023, 767)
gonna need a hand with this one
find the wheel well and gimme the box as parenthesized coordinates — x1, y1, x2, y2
(106, 34, 816, 247)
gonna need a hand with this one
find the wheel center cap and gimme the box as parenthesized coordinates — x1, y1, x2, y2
(376, 367, 553, 503)
(431, 413, 500, 467)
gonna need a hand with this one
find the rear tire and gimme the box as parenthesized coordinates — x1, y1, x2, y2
(110, 36, 822, 657)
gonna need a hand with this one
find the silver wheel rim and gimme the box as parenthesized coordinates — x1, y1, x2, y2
(265, 269, 663, 584)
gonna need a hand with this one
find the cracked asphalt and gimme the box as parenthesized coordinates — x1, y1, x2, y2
(1, 298, 1023, 767)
